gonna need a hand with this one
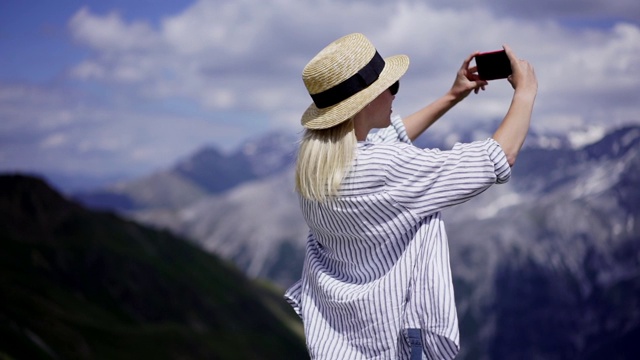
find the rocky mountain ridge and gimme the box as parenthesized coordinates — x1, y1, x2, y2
(74, 131, 298, 211)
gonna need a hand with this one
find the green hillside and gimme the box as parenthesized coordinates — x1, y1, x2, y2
(0, 174, 306, 359)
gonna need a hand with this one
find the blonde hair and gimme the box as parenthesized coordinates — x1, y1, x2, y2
(295, 119, 357, 202)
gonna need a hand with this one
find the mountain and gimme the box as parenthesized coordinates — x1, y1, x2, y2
(0, 174, 306, 359)
(73, 131, 298, 212)
(441, 125, 640, 359)
(132, 168, 308, 286)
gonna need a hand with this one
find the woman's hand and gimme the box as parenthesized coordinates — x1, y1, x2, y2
(448, 51, 489, 102)
(504, 44, 538, 94)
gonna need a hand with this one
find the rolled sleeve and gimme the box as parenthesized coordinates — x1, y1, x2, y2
(284, 280, 303, 319)
(485, 138, 511, 184)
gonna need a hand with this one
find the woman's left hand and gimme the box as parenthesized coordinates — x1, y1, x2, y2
(448, 51, 488, 101)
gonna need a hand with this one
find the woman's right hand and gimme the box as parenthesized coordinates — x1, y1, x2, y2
(504, 44, 538, 94)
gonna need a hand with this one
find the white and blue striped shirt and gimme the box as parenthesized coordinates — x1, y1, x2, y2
(285, 115, 511, 359)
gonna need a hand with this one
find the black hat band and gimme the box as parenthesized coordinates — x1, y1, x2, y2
(310, 51, 385, 109)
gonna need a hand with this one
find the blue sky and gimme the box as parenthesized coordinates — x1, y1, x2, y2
(1, 0, 639, 190)
(0, 1, 189, 82)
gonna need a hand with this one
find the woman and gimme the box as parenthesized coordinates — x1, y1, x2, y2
(285, 33, 537, 359)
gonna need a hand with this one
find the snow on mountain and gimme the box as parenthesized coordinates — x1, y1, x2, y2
(567, 124, 608, 149)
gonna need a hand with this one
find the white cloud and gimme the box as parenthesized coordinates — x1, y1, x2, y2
(202, 89, 236, 109)
(71, 61, 107, 80)
(66, 0, 640, 133)
(41, 133, 68, 149)
(69, 7, 160, 52)
(426, 0, 640, 22)
(0, 80, 257, 178)
(2, 0, 639, 182)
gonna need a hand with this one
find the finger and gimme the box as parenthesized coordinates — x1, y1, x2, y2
(473, 80, 487, 94)
(474, 84, 486, 94)
(502, 44, 518, 63)
(507, 74, 514, 86)
(461, 51, 479, 70)
(468, 72, 484, 82)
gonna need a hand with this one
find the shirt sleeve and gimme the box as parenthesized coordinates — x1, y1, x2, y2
(387, 138, 511, 218)
(284, 280, 303, 319)
(366, 114, 412, 145)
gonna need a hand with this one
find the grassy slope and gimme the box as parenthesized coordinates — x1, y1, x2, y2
(0, 175, 306, 360)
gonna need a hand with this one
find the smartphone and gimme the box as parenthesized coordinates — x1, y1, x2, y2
(475, 50, 512, 81)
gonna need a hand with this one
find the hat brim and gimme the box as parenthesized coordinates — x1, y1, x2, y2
(301, 54, 410, 130)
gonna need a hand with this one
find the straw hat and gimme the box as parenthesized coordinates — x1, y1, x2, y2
(301, 33, 410, 129)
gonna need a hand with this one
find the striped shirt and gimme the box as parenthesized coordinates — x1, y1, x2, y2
(285, 115, 511, 359)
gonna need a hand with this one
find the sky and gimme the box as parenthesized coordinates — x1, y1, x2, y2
(1, 0, 639, 190)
